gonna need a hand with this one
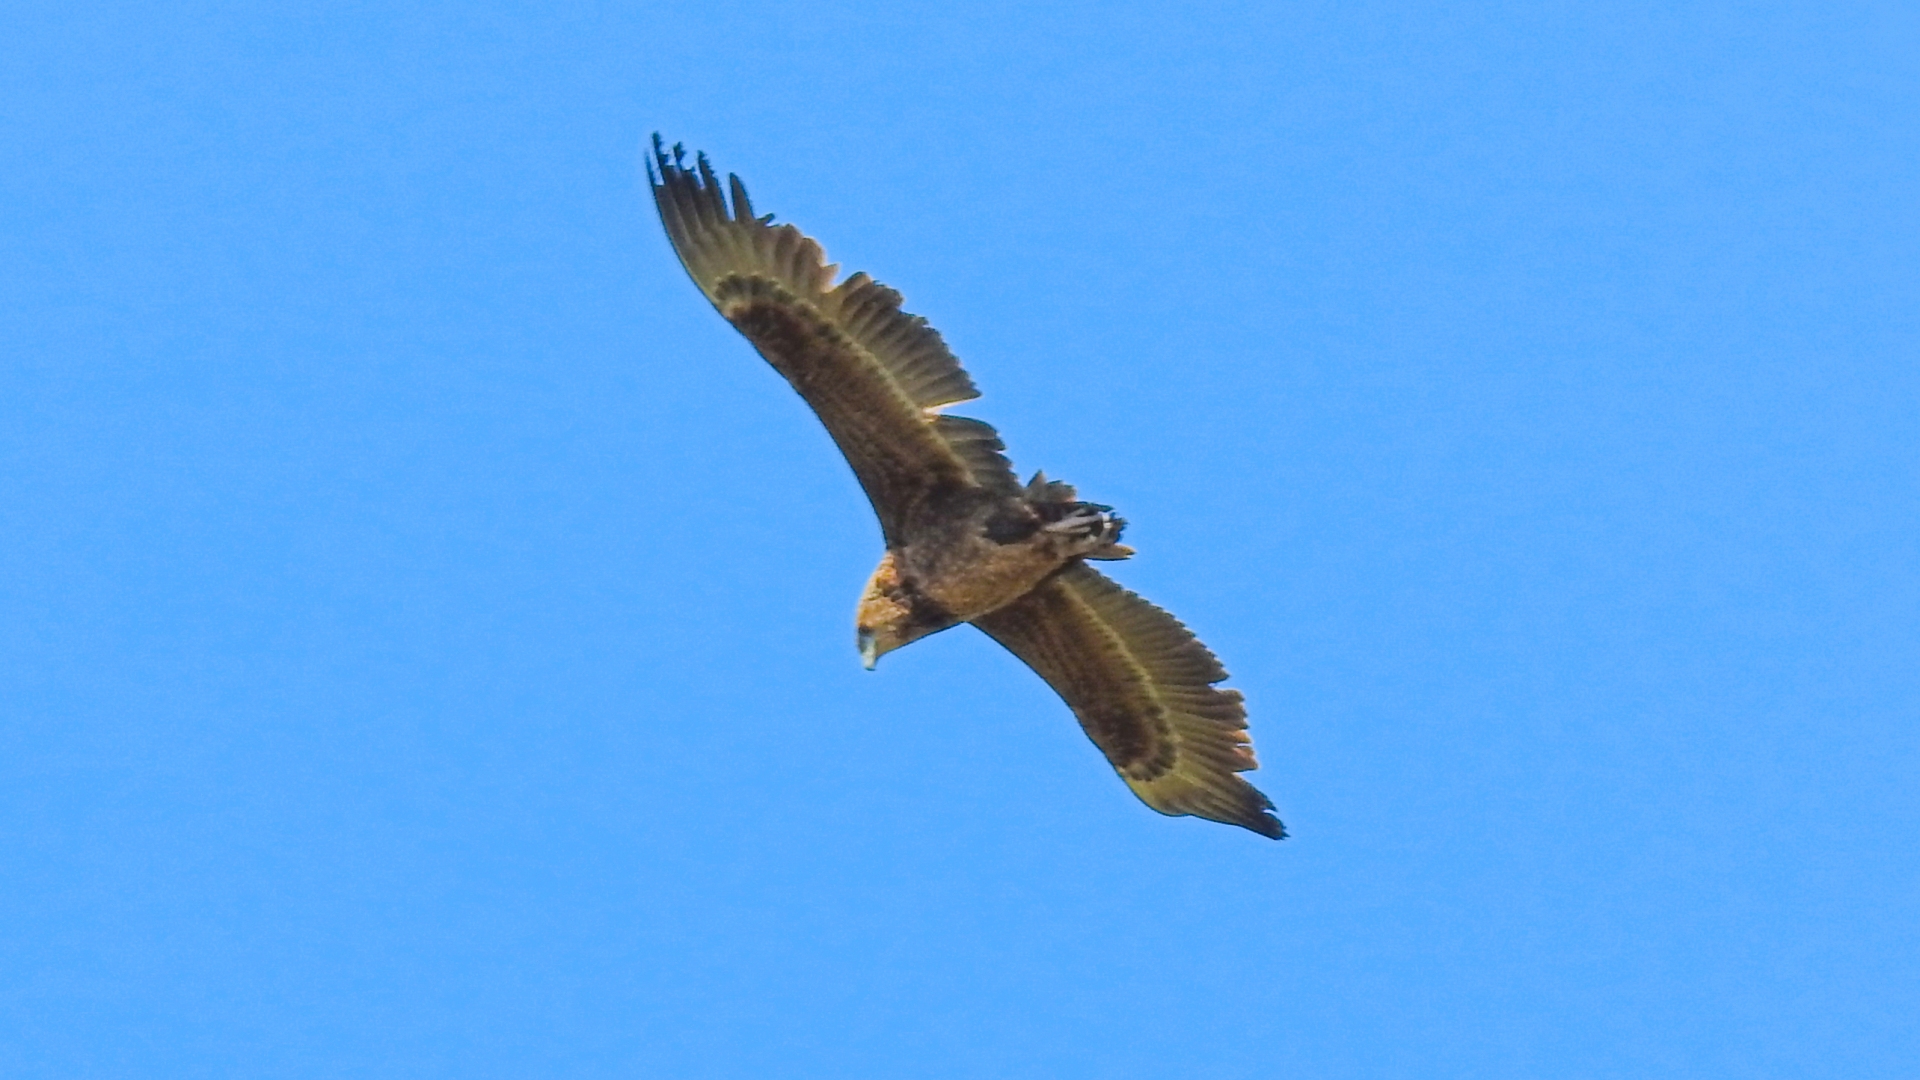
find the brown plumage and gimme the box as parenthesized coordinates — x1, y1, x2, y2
(648, 136, 1284, 839)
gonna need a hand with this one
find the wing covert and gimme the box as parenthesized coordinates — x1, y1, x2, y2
(972, 563, 1284, 838)
(650, 136, 1010, 540)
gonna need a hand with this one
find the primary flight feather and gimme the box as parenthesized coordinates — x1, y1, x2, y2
(648, 136, 1284, 839)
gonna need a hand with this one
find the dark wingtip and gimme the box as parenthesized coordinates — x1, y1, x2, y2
(1226, 809, 1287, 840)
(649, 134, 694, 176)
(648, 133, 692, 191)
(1235, 787, 1287, 839)
(728, 173, 754, 224)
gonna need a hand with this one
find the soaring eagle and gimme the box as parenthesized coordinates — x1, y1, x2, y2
(649, 137, 1284, 839)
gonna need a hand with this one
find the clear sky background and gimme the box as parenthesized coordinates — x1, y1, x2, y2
(4, 2, 1915, 1077)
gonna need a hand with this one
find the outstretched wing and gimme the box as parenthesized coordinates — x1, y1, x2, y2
(649, 137, 1017, 542)
(972, 563, 1284, 838)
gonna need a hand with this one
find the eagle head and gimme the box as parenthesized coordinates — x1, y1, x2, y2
(855, 551, 957, 669)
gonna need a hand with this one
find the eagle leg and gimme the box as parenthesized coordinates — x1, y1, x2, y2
(1040, 505, 1132, 560)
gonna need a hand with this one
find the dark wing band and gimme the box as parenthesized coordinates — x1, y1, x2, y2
(649, 137, 1016, 541)
(972, 563, 1284, 838)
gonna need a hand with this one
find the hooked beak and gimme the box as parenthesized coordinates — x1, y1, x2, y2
(857, 628, 879, 670)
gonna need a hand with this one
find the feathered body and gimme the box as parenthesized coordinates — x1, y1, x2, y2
(650, 137, 1284, 839)
(855, 470, 1132, 662)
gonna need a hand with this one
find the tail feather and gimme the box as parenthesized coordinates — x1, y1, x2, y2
(1024, 472, 1131, 560)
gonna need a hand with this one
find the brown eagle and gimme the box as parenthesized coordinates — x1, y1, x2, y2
(649, 137, 1284, 839)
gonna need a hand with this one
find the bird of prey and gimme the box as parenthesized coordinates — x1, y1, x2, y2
(648, 136, 1284, 839)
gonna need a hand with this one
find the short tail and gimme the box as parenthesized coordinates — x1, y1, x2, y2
(1027, 472, 1133, 560)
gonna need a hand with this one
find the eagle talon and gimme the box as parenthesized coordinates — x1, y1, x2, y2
(1042, 510, 1103, 533)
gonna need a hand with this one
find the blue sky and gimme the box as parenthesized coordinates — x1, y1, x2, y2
(4, 2, 1915, 1076)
